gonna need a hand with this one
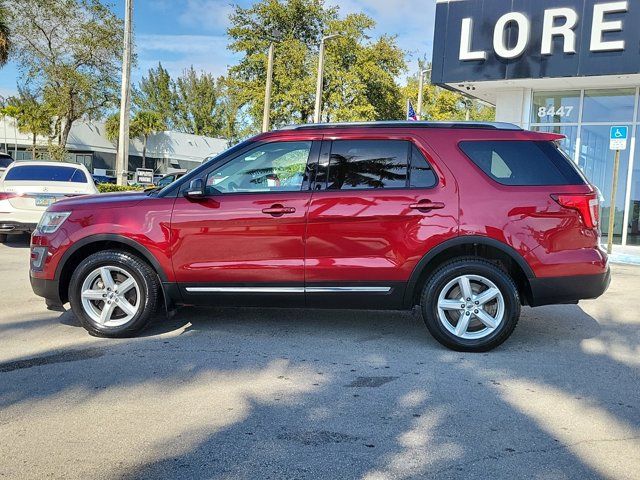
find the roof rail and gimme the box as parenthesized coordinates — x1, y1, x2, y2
(279, 121, 522, 131)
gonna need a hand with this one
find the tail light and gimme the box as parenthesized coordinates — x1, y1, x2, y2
(0, 192, 17, 201)
(552, 193, 600, 229)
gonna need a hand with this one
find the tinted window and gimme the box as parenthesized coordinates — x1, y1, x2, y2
(206, 141, 311, 194)
(327, 140, 408, 190)
(410, 145, 437, 188)
(0, 155, 13, 168)
(459, 141, 586, 186)
(5, 165, 88, 183)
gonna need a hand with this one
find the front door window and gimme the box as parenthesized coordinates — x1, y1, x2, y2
(206, 141, 312, 194)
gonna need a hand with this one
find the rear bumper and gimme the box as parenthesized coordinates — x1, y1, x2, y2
(0, 221, 37, 234)
(528, 268, 611, 307)
(30, 274, 64, 310)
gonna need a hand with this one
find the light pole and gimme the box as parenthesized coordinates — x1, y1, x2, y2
(262, 42, 276, 133)
(0, 95, 7, 153)
(416, 67, 431, 121)
(116, 0, 133, 185)
(313, 34, 340, 124)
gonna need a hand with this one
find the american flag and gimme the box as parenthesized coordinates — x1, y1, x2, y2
(407, 100, 418, 121)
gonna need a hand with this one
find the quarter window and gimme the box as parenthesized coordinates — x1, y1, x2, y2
(206, 141, 312, 194)
(459, 141, 586, 186)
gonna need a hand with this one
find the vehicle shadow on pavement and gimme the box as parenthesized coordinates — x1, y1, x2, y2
(1, 301, 638, 479)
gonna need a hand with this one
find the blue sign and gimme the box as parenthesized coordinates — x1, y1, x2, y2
(611, 126, 628, 140)
(610, 126, 629, 151)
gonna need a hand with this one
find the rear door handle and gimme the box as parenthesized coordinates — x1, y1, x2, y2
(409, 201, 445, 211)
(262, 205, 296, 216)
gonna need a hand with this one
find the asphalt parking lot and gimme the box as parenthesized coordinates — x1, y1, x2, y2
(0, 235, 638, 480)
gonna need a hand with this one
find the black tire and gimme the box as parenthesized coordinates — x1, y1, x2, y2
(69, 250, 160, 337)
(0, 234, 6, 243)
(420, 258, 520, 352)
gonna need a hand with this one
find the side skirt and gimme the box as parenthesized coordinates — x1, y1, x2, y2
(170, 283, 407, 309)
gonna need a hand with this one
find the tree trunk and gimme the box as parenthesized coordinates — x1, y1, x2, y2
(60, 118, 73, 149)
(142, 135, 147, 169)
(32, 133, 37, 160)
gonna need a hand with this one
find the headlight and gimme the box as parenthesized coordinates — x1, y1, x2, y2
(37, 211, 71, 234)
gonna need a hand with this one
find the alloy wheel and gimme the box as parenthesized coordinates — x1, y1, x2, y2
(436, 274, 505, 340)
(80, 266, 141, 327)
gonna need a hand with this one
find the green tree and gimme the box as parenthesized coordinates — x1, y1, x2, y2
(8, 0, 123, 147)
(133, 63, 177, 129)
(131, 110, 165, 168)
(174, 67, 224, 137)
(104, 112, 120, 144)
(9, 92, 51, 159)
(226, 0, 406, 130)
(0, 2, 10, 67)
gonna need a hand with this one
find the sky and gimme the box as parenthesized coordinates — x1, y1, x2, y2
(0, 0, 437, 99)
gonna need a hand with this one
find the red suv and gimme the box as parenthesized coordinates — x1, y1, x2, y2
(29, 122, 610, 351)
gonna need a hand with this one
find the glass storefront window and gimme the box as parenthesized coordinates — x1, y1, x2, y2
(532, 125, 578, 159)
(582, 89, 636, 123)
(579, 125, 630, 245)
(627, 127, 640, 246)
(532, 91, 580, 124)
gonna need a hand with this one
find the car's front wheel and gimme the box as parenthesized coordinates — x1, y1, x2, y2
(0, 234, 6, 243)
(69, 250, 160, 337)
(420, 258, 521, 352)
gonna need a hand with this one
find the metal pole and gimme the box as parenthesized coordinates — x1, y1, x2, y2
(313, 34, 340, 124)
(262, 43, 275, 133)
(607, 149, 621, 254)
(313, 38, 327, 124)
(417, 71, 424, 121)
(116, 0, 133, 186)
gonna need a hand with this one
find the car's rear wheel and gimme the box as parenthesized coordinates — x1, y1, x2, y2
(69, 250, 160, 337)
(0, 234, 6, 243)
(420, 258, 520, 352)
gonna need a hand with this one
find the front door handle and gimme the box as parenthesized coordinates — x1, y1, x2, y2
(262, 204, 296, 216)
(409, 201, 445, 211)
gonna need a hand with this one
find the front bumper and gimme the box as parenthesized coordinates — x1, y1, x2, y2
(0, 221, 37, 234)
(528, 268, 611, 307)
(30, 274, 64, 311)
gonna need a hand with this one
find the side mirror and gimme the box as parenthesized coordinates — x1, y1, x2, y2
(184, 178, 205, 200)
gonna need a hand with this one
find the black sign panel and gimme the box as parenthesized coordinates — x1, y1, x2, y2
(432, 0, 640, 84)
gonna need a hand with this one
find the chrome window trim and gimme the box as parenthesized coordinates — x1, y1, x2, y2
(185, 286, 392, 294)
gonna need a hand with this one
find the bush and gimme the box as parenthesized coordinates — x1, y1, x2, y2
(97, 183, 145, 193)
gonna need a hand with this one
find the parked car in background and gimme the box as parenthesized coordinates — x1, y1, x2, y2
(30, 122, 610, 351)
(156, 171, 187, 188)
(92, 174, 117, 185)
(0, 152, 14, 178)
(0, 161, 98, 242)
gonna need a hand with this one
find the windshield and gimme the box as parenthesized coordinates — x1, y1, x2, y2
(5, 165, 88, 183)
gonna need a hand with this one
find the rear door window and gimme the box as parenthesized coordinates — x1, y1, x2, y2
(5, 165, 88, 183)
(459, 141, 586, 186)
(326, 140, 409, 190)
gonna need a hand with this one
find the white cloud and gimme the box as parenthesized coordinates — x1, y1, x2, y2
(177, 0, 235, 32)
(134, 34, 238, 80)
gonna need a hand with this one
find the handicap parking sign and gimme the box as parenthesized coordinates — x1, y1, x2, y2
(610, 126, 629, 151)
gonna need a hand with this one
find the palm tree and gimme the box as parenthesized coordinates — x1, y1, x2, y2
(0, 5, 10, 67)
(11, 96, 51, 159)
(131, 110, 165, 169)
(104, 113, 121, 144)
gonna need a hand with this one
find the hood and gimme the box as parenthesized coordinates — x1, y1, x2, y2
(49, 191, 150, 211)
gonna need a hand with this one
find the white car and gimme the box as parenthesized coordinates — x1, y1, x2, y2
(0, 161, 98, 243)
